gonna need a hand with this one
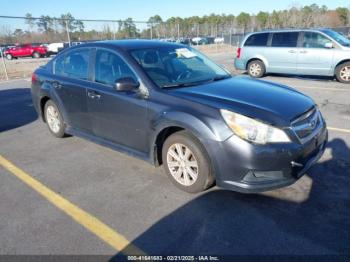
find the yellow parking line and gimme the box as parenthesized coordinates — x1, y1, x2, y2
(328, 127, 350, 134)
(0, 155, 145, 256)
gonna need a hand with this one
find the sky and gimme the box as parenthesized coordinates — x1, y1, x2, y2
(1, 0, 348, 21)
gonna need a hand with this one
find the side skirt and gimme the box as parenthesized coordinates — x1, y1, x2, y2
(66, 126, 154, 165)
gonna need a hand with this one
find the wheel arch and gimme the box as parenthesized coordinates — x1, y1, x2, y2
(334, 59, 350, 74)
(153, 126, 185, 166)
(246, 57, 267, 70)
(150, 111, 228, 167)
(40, 96, 51, 122)
(152, 124, 217, 186)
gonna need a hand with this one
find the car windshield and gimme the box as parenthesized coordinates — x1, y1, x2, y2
(130, 46, 231, 88)
(321, 30, 350, 47)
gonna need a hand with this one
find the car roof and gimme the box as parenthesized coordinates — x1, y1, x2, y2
(74, 39, 185, 51)
(249, 28, 331, 34)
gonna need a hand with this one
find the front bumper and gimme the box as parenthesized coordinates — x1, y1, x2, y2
(208, 124, 328, 193)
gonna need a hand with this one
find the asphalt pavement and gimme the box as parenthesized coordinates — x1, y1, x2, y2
(0, 65, 350, 259)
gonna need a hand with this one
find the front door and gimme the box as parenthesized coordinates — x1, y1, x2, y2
(87, 49, 149, 153)
(297, 31, 334, 76)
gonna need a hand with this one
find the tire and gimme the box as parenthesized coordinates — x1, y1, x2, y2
(335, 62, 350, 84)
(44, 100, 66, 138)
(32, 52, 40, 58)
(162, 130, 214, 193)
(6, 54, 12, 60)
(247, 60, 265, 78)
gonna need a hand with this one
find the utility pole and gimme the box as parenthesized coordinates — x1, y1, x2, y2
(66, 21, 71, 47)
(177, 23, 180, 39)
(0, 49, 9, 80)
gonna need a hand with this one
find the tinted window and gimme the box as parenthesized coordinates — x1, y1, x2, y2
(244, 33, 269, 47)
(94, 49, 136, 86)
(271, 32, 299, 47)
(54, 48, 90, 80)
(303, 32, 332, 48)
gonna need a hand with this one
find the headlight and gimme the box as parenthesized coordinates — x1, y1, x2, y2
(220, 109, 290, 144)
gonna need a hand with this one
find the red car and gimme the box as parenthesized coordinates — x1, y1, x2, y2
(4, 44, 47, 60)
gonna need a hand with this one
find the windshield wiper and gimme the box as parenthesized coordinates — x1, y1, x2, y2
(161, 75, 231, 89)
(162, 78, 214, 89)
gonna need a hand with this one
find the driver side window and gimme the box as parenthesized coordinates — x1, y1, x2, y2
(303, 32, 332, 48)
(94, 49, 136, 87)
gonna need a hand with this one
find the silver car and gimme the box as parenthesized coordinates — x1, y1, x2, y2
(234, 29, 350, 83)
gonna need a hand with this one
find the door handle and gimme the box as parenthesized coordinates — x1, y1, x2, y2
(300, 50, 308, 54)
(52, 81, 62, 89)
(288, 50, 296, 53)
(87, 90, 101, 99)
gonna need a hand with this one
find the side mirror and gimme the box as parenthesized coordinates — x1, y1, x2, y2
(324, 42, 333, 49)
(114, 77, 139, 92)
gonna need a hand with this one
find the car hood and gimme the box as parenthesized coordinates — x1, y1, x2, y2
(169, 76, 315, 126)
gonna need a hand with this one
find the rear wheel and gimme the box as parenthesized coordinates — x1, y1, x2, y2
(44, 100, 66, 138)
(32, 52, 40, 58)
(335, 62, 350, 84)
(162, 131, 214, 193)
(6, 54, 12, 60)
(247, 60, 265, 78)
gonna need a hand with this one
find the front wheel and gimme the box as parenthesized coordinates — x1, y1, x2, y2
(44, 100, 66, 138)
(162, 131, 214, 193)
(32, 52, 40, 58)
(247, 60, 265, 78)
(335, 62, 350, 84)
(6, 54, 12, 60)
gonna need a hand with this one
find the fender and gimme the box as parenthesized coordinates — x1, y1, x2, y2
(333, 58, 350, 73)
(148, 110, 233, 164)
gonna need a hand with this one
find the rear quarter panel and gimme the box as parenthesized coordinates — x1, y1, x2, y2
(235, 44, 269, 71)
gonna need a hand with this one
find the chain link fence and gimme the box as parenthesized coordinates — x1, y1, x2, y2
(0, 15, 349, 80)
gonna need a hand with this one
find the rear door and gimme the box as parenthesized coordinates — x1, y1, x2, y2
(296, 31, 335, 76)
(87, 48, 149, 153)
(264, 32, 299, 74)
(241, 32, 269, 64)
(50, 47, 92, 131)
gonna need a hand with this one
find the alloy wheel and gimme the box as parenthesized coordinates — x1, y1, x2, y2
(46, 105, 61, 133)
(249, 63, 262, 77)
(340, 66, 350, 82)
(166, 143, 199, 186)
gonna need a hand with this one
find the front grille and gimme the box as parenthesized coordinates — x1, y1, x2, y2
(291, 107, 322, 142)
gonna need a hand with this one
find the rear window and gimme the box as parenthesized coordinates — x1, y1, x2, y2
(271, 32, 299, 47)
(244, 33, 269, 47)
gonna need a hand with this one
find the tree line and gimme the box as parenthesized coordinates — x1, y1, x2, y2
(0, 3, 349, 44)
